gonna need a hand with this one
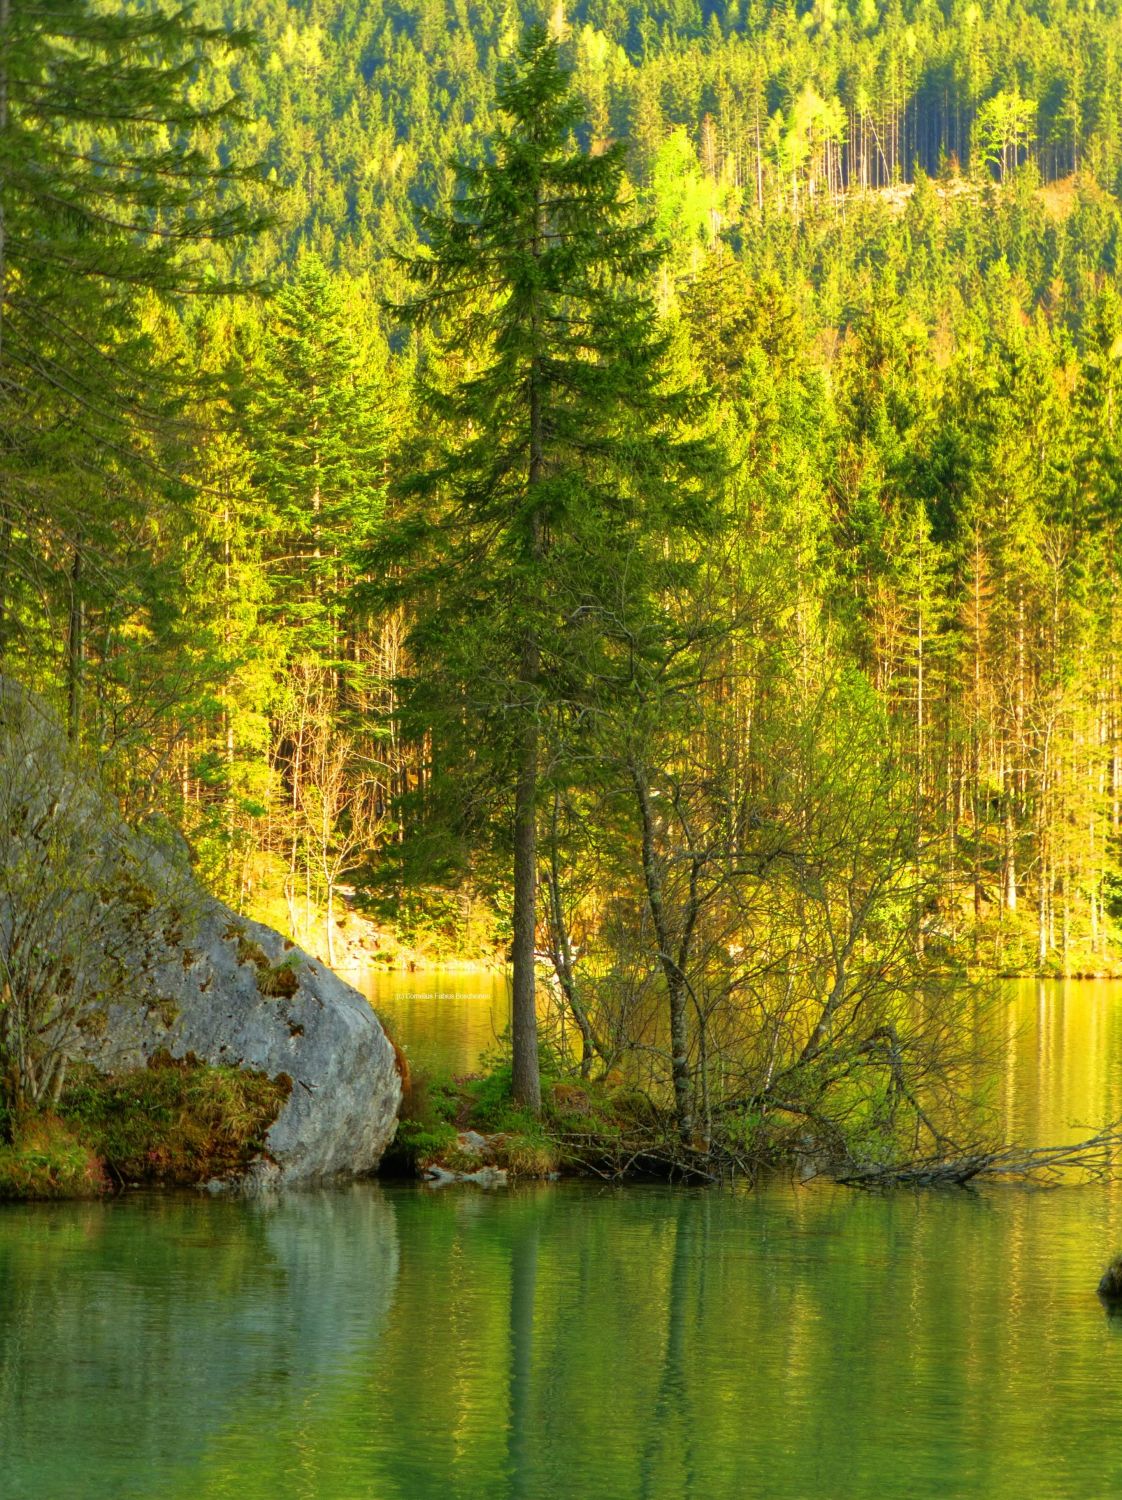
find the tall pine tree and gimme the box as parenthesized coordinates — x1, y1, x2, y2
(0, 0, 263, 720)
(384, 28, 714, 1110)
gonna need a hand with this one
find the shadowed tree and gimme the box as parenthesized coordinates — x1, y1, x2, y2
(0, 0, 264, 723)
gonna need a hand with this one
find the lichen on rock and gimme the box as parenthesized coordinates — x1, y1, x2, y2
(73, 897, 402, 1188)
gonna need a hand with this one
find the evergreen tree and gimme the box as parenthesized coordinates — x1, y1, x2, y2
(242, 257, 389, 952)
(385, 27, 713, 1109)
(0, 0, 262, 716)
(248, 255, 387, 667)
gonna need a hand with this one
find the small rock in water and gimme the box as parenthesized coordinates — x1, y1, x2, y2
(470, 1166, 508, 1187)
(423, 1165, 458, 1186)
(422, 1162, 508, 1188)
(1097, 1254, 1122, 1299)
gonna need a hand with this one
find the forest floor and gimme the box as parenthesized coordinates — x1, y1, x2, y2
(383, 1064, 812, 1187)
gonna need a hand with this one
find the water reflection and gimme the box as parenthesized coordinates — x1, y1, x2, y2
(999, 980, 1122, 1144)
(350, 967, 511, 1075)
(0, 1187, 399, 1500)
(5, 1181, 1122, 1498)
(362, 1182, 1122, 1500)
(4, 982, 1122, 1498)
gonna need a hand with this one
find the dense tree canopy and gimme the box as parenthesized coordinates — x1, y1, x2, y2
(4, 0, 1122, 1150)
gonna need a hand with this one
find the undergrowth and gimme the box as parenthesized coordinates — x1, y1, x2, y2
(0, 1117, 105, 1201)
(56, 1052, 292, 1188)
(385, 1052, 676, 1181)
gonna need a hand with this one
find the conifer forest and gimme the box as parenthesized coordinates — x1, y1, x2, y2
(12, 6, 1122, 1498)
(8, 0, 1122, 1152)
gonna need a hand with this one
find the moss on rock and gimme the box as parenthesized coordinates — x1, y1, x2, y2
(56, 1053, 292, 1189)
(233, 932, 302, 998)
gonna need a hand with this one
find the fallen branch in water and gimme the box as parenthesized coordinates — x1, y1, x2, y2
(561, 1128, 722, 1185)
(834, 1123, 1122, 1188)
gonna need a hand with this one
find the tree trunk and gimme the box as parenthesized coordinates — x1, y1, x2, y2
(0, 0, 7, 658)
(511, 674, 541, 1110)
(545, 802, 600, 1077)
(667, 973, 691, 1143)
(631, 759, 692, 1142)
(67, 545, 84, 743)
(0, 0, 7, 375)
(511, 190, 547, 1115)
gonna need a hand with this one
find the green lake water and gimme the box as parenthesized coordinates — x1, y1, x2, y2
(4, 979, 1122, 1499)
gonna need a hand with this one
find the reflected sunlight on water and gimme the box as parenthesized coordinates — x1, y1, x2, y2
(3, 980, 1122, 1500)
(348, 966, 511, 1076)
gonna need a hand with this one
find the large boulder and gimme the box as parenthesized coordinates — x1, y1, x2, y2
(0, 676, 401, 1189)
(73, 903, 403, 1190)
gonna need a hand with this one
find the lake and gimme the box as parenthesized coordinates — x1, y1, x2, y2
(3, 978, 1122, 1499)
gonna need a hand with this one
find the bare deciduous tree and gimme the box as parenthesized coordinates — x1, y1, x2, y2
(0, 685, 179, 1130)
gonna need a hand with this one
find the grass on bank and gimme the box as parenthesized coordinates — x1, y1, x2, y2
(384, 1034, 943, 1184)
(385, 1054, 736, 1182)
(0, 1052, 292, 1200)
(0, 1115, 106, 1200)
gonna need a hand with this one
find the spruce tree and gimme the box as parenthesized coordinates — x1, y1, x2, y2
(0, 0, 263, 704)
(243, 257, 388, 953)
(247, 255, 387, 668)
(385, 27, 713, 1111)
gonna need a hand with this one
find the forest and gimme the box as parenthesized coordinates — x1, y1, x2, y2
(5, 0, 1122, 1166)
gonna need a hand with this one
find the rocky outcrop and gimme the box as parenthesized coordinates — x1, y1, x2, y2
(0, 676, 401, 1188)
(422, 1130, 510, 1187)
(73, 902, 403, 1189)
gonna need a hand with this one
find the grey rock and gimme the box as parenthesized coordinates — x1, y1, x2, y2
(457, 1130, 490, 1157)
(74, 897, 402, 1187)
(470, 1166, 508, 1187)
(423, 1165, 458, 1186)
(422, 1163, 509, 1188)
(1, 676, 401, 1188)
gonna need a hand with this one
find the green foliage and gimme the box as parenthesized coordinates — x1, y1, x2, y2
(377, 30, 719, 1108)
(463, 1062, 543, 1137)
(0, 0, 263, 755)
(6, 0, 1122, 1035)
(494, 1134, 560, 1177)
(381, 1065, 459, 1172)
(57, 1055, 292, 1186)
(380, 27, 711, 805)
(256, 957, 302, 999)
(371, 886, 492, 960)
(173, 0, 1122, 277)
(0, 1117, 105, 1201)
(244, 253, 387, 661)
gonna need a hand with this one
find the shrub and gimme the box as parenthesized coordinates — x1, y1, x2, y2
(491, 1131, 559, 1177)
(381, 1064, 459, 1173)
(0, 1117, 105, 1200)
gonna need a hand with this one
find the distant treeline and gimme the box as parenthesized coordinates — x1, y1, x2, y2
(193, 0, 1122, 273)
